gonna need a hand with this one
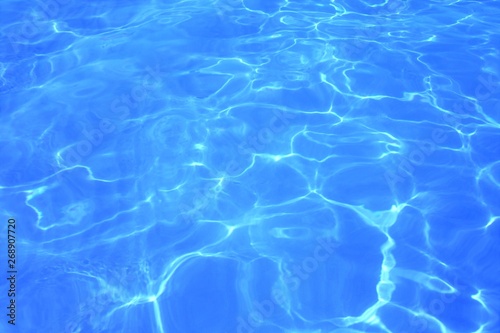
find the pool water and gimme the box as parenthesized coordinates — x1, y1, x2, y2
(1, 0, 500, 332)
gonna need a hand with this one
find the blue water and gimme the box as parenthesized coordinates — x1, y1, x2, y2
(1, 0, 500, 332)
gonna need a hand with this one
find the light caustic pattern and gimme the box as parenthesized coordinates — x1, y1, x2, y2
(0, 0, 499, 332)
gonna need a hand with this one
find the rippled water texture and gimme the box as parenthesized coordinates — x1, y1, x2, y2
(1, 0, 500, 332)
